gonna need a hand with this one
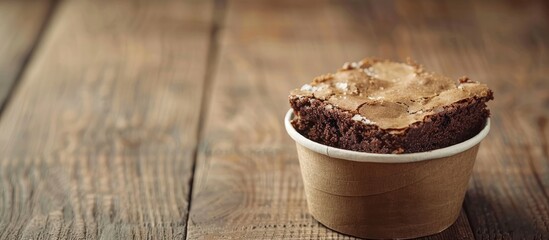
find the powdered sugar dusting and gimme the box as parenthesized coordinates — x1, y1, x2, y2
(335, 82, 348, 91)
(351, 114, 375, 125)
(364, 68, 376, 77)
(301, 84, 313, 91)
(300, 83, 326, 92)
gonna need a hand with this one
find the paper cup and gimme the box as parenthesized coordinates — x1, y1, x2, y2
(284, 109, 490, 239)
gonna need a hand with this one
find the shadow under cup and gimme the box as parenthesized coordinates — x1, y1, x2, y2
(284, 109, 490, 239)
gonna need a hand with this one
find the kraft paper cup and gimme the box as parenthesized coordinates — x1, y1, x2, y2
(284, 109, 490, 239)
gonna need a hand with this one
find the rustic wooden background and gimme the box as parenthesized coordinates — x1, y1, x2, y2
(0, 0, 547, 239)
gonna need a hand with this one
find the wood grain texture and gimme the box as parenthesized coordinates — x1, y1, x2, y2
(0, 0, 53, 111)
(464, 0, 549, 239)
(187, 0, 489, 239)
(1, 0, 547, 239)
(0, 0, 214, 239)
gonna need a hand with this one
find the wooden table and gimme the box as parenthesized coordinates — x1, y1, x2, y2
(0, 0, 547, 239)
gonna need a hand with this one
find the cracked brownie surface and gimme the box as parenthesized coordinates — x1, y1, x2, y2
(289, 58, 493, 154)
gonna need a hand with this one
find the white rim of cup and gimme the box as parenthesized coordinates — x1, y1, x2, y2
(284, 109, 490, 163)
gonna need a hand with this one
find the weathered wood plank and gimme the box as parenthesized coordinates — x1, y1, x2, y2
(187, 0, 484, 239)
(464, 0, 549, 239)
(0, 0, 53, 112)
(0, 0, 214, 239)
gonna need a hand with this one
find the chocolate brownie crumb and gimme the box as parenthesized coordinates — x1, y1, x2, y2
(289, 58, 494, 154)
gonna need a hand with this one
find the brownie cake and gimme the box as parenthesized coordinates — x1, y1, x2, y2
(289, 58, 493, 154)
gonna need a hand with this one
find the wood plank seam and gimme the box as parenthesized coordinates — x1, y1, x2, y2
(0, 0, 216, 238)
(533, 117, 549, 202)
(184, 0, 228, 239)
(0, 0, 60, 119)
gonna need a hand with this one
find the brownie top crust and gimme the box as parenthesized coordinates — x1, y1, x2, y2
(290, 58, 492, 129)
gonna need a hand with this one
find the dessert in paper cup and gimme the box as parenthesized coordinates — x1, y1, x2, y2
(285, 58, 493, 239)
